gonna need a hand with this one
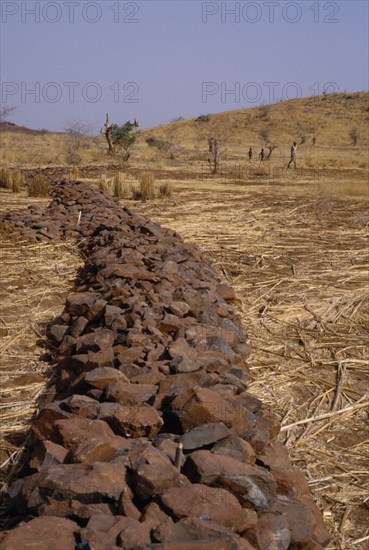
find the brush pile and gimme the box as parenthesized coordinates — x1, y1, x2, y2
(0, 181, 329, 549)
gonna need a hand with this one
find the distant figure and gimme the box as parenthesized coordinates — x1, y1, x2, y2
(259, 148, 265, 163)
(248, 147, 253, 163)
(287, 141, 297, 169)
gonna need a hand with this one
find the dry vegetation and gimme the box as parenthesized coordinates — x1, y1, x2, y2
(0, 192, 82, 528)
(0, 93, 368, 547)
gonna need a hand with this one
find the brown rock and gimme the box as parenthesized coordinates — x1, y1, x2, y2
(49, 324, 69, 343)
(134, 461, 181, 500)
(212, 435, 256, 465)
(180, 422, 231, 450)
(256, 513, 291, 550)
(60, 394, 100, 418)
(153, 516, 255, 548)
(84, 366, 128, 389)
(0, 516, 78, 550)
(18, 463, 127, 510)
(32, 402, 72, 441)
(105, 382, 158, 405)
(276, 497, 314, 544)
(29, 440, 69, 471)
(100, 403, 163, 437)
(70, 315, 89, 337)
(170, 386, 235, 431)
(117, 517, 152, 548)
(81, 514, 146, 550)
(159, 484, 255, 533)
(300, 495, 330, 547)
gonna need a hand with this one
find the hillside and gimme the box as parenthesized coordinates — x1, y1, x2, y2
(0, 93, 368, 168)
(140, 92, 369, 153)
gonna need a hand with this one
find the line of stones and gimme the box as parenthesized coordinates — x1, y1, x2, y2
(0, 181, 329, 549)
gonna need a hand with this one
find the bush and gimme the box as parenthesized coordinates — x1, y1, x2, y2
(0, 167, 12, 189)
(28, 175, 50, 197)
(145, 136, 171, 152)
(158, 181, 173, 199)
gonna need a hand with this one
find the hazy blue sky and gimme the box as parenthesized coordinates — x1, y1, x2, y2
(1, 0, 368, 131)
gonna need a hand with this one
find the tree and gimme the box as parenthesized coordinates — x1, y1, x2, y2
(102, 113, 138, 161)
(196, 116, 231, 175)
(64, 122, 93, 165)
(0, 106, 16, 122)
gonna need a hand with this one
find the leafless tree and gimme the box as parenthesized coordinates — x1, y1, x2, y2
(64, 121, 93, 165)
(0, 106, 16, 122)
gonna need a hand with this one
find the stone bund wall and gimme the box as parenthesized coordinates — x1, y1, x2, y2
(0, 181, 329, 549)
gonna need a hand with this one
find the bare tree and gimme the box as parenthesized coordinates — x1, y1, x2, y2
(196, 116, 231, 175)
(0, 106, 16, 122)
(64, 121, 93, 165)
(266, 144, 278, 160)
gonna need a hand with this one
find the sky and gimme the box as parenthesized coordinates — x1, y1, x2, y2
(0, 0, 368, 132)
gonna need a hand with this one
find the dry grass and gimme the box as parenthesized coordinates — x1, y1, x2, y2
(113, 171, 133, 199)
(158, 181, 174, 199)
(132, 171, 156, 201)
(28, 174, 51, 197)
(131, 171, 369, 550)
(0, 168, 12, 190)
(0, 221, 82, 498)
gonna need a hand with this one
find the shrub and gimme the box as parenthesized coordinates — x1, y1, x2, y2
(158, 181, 173, 199)
(145, 136, 171, 152)
(259, 129, 269, 143)
(0, 167, 12, 189)
(28, 175, 50, 197)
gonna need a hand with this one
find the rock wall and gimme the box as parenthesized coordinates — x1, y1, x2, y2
(0, 181, 329, 549)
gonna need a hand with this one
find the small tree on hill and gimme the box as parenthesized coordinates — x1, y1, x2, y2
(0, 106, 16, 122)
(102, 113, 138, 161)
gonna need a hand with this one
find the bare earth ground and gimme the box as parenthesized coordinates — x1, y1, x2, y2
(0, 161, 368, 549)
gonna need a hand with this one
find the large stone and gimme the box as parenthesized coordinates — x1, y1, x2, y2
(153, 517, 255, 549)
(256, 513, 291, 550)
(100, 403, 163, 437)
(105, 382, 158, 405)
(84, 366, 128, 389)
(212, 435, 256, 465)
(0, 516, 78, 550)
(134, 461, 181, 500)
(159, 485, 256, 533)
(180, 422, 231, 450)
(17, 463, 127, 511)
(170, 386, 235, 431)
(183, 451, 275, 510)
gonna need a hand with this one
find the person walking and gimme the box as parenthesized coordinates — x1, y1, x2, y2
(259, 148, 265, 164)
(287, 141, 297, 169)
(248, 147, 253, 163)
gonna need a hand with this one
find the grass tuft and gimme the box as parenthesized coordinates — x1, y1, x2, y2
(158, 181, 173, 199)
(28, 175, 50, 197)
